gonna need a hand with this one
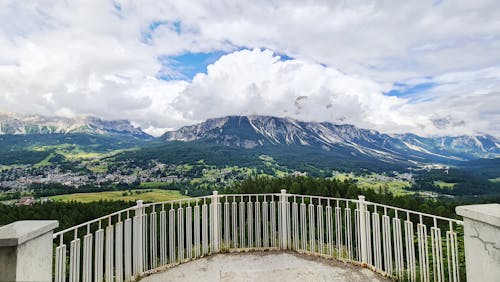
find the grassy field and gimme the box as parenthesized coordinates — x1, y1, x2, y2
(332, 172, 413, 196)
(139, 182, 173, 189)
(87, 164, 108, 173)
(31, 144, 134, 161)
(433, 180, 455, 189)
(357, 181, 412, 195)
(34, 152, 55, 168)
(51, 189, 188, 203)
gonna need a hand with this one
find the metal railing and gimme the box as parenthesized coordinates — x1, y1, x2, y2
(52, 190, 464, 281)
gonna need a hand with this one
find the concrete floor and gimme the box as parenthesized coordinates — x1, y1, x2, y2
(140, 251, 391, 282)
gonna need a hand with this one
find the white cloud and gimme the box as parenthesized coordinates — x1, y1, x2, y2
(172, 49, 500, 137)
(398, 67, 500, 136)
(0, 0, 499, 136)
(174, 49, 399, 127)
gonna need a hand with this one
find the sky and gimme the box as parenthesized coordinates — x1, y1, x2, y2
(0, 1, 499, 137)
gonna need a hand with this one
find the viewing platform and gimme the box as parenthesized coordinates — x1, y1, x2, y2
(1, 190, 499, 281)
(140, 251, 390, 282)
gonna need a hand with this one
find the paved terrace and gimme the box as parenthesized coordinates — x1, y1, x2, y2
(141, 251, 390, 282)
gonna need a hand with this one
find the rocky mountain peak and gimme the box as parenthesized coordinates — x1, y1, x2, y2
(163, 115, 500, 161)
(0, 112, 150, 137)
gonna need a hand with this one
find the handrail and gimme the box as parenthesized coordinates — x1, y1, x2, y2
(366, 200, 463, 225)
(52, 191, 465, 282)
(52, 206, 135, 238)
(53, 194, 212, 238)
(53, 193, 463, 239)
(288, 194, 463, 225)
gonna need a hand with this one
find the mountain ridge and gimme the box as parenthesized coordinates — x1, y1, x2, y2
(162, 115, 500, 163)
(1, 112, 499, 165)
(0, 112, 150, 138)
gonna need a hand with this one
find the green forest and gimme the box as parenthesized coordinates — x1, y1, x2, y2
(2, 176, 496, 231)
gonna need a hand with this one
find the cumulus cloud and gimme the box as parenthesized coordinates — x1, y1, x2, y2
(0, 0, 499, 136)
(174, 49, 403, 128)
(171, 49, 500, 137)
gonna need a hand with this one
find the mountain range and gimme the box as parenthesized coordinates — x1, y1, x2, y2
(1, 112, 499, 168)
(162, 115, 500, 164)
(0, 112, 149, 137)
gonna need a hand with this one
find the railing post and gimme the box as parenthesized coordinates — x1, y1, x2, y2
(0, 220, 58, 282)
(456, 203, 500, 281)
(212, 191, 220, 253)
(280, 189, 288, 249)
(358, 195, 368, 264)
(134, 200, 144, 275)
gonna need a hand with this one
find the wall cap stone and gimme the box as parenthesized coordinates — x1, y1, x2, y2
(0, 220, 58, 247)
(456, 203, 500, 227)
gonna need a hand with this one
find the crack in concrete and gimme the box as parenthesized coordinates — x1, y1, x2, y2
(469, 224, 500, 256)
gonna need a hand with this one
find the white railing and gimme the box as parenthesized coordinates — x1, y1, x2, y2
(52, 190, 464, 282)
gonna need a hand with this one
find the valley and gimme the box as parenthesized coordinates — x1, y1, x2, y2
(1, 114, 500, 205)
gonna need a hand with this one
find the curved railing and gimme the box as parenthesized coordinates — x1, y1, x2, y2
(52, 190, 464, 282)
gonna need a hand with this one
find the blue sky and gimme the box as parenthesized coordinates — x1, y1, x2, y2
(384, 82, 436, 98)
(144, 20, 227, 80)
(158, 51, 227, 80)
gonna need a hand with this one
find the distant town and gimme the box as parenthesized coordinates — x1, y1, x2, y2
(0, 157, 419, 206)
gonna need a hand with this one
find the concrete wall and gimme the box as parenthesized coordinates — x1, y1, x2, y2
(456, 203, 500, 282)
(0, 245, 17, 281)
(0, 220, 58, 282)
